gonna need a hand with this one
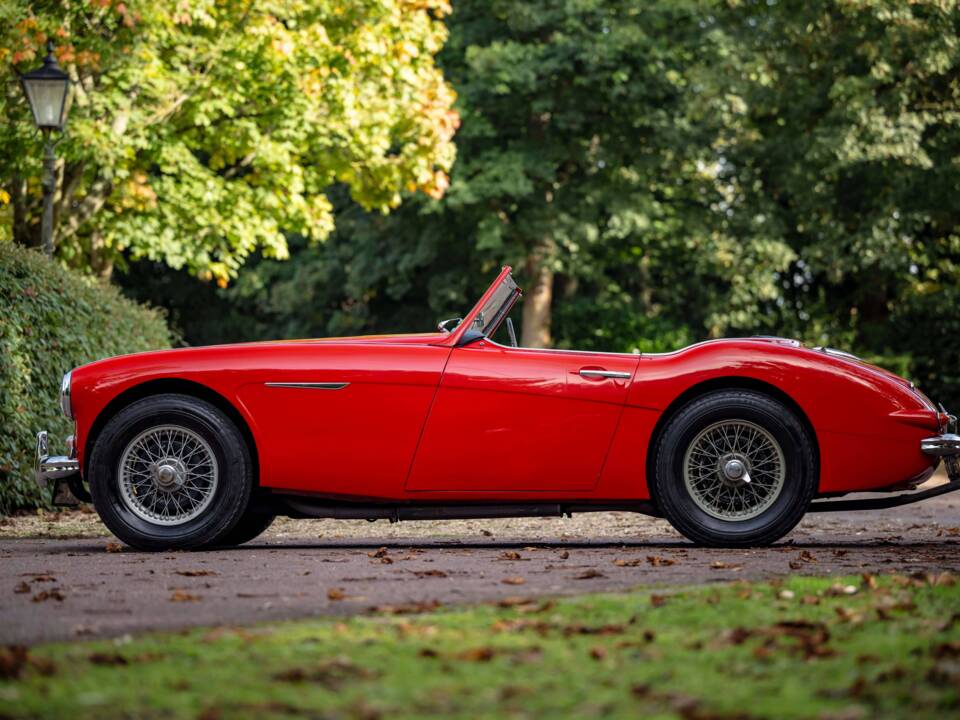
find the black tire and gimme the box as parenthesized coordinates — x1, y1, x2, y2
(651, 390, 817, 547)
(88, 394, 254, 551)
(212, 508, 276, 547)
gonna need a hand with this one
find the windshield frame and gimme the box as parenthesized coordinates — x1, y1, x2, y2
(436, 266, 522, 346)
(471, 272, 520, 337)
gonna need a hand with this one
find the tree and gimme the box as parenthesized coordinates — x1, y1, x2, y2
(118, 0, 960, 410)
(713, 0, 960, 404)
(0, 0, 458, 282)
(182, 0, 788, 351)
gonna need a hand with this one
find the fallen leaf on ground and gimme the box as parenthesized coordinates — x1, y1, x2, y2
(499, 551, 523, 561)
(367, 547, 389, 558)
(575, 569, 605, 579)
(498, 596, 534, 607)
(502, 576, 526, 585)
(565, 623, 626, 637)
(28, 656, 56, 677)
(0, 646, 28, 679)
(650, 594, 667, 607)
(457, 647, 495, 662)
(175, 569, 217, 577)
(327, 588, 346, 601)
(273, 657, 377, 687)
(558, 550, 570, 559)
(169, 590, 201, 602)
(32, 588, 65, 603)
(105, 542, 123, 553)
(710, 561, 741, 570)
(372, 600, 441, 615)
(13, 582, 30, 594)
(412, 570, 447, 578)
(88, 652, 128, 666)
(589, 646, 607, 660)
(825, 584, 858, 597)
(647, 556, 676, 567)
(834, 606, 863, 624)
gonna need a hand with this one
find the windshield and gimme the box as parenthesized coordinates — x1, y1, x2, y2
(471, 273, 520, 337)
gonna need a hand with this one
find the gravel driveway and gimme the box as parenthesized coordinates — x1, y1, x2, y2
(1, 480, 958, 646)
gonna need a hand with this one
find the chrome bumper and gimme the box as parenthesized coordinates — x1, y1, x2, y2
(35, 431, 82, 505)
(921, 433, 960, 457)
(921, 410, 960, 483)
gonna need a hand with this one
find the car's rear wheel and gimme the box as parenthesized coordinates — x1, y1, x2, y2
(212, 507, 276, 547)
(89, 394, 253, 551)
(651, 390, 817, 547)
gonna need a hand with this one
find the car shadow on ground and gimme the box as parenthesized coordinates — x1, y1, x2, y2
(31, 538, 960, 554)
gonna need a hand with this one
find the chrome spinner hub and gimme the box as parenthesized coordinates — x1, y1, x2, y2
(721, 456, 748, 485)
(153, 459, 186, 492)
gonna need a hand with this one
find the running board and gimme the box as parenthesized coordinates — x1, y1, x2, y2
(808, 478, 960, 513)
(276, 496, 662, 522)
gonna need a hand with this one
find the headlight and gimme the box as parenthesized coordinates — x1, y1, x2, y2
(59, 370, 73, 419)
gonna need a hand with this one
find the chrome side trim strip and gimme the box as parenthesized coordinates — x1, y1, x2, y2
(578, 370, 632, 379)
(265, 382, 349, 390)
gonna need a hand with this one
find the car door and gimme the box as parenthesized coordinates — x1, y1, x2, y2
(405, 340, 639, 492)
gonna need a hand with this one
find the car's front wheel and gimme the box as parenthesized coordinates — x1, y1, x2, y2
(651, 390, 817, 547)
(88, 394, 254, 551)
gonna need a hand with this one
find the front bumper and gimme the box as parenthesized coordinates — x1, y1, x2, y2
(35, 430, 83, 506)
(921, 410, 960, 483)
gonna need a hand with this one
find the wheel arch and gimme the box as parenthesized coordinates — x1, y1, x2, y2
(644, 376, 821, 495)
(83, 378, 260, 485)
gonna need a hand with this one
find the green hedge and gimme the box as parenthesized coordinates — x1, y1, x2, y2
(0, 242, 173, 513)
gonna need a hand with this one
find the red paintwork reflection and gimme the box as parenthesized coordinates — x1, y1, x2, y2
(69, 308, 938, 503)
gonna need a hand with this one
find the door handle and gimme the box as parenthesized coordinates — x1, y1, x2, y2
(578, 369, 631, 379)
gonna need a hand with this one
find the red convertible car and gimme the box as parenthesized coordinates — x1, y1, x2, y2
(37, 267, 960, 550)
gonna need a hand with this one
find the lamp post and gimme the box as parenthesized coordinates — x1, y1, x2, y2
(19, 41, 72, 257)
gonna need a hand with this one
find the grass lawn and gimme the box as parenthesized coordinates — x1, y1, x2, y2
(1, 574, 958, 719)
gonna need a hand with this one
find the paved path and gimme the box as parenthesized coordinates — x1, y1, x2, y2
(2, 493, 958, 645)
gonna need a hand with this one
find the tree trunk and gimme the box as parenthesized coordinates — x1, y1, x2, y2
(521, 242, 555, 348)
(88, 230, 114, 281)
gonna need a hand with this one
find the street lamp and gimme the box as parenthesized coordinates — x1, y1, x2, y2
(19, 41, 72, 256)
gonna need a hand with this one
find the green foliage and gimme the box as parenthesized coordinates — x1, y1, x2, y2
(711, 0, 960, 405)
(0, 0, 457, 282)
(128, 0, 749, 355)
(113, 0, 960, 410)
(3, 575, 959, 718)
(0, 241, 172, 513)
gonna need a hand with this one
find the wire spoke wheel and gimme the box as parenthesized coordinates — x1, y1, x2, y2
(682, 419, 785, 521)
(118, 424, 219, 526)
